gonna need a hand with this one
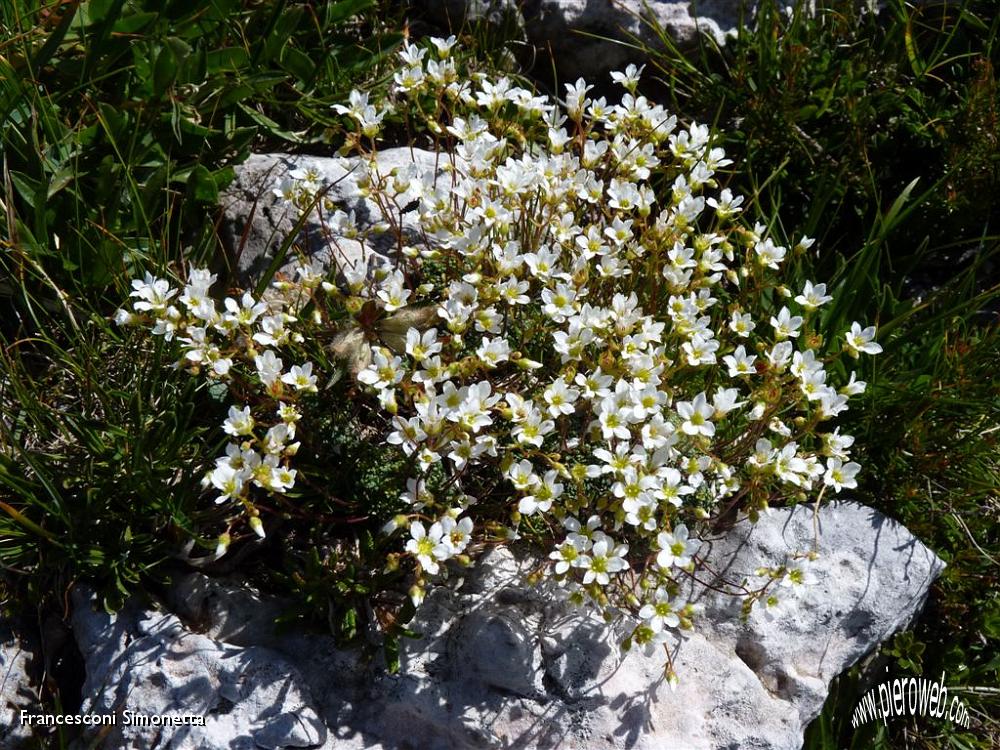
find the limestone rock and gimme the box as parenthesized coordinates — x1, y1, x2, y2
(422, 0, 808, 80)
(0, 624, 36, 750)
(66, 500, 943, 749)
(69, 591, 327, 750)
(219, 149, 442, 285)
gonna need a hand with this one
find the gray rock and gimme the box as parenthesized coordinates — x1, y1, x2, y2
(70, 591, 327, 750)
(67, 501, 943, 749)
(219, 149, 442, 285)
(0, 624, 36, 750)
(166, 572, 289, 648)
(423, 1, 807, 80)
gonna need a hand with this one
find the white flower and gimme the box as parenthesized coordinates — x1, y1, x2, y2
(439, 516, 473, 554)
(682, 333, 719, 366)
(281, 362, 318, 392)
(549, 535, 588, 574)
(430, 35, 458, 58)
(254, 350, 284, 387)
(610, 63, 644, 91)
(564, 78, 593, 119)
(578, 537, 629, 585)
(824, 458, 861, 491)
(841, 371, 867, 396)
(780, 561, 819, 588)
(513, 409, 555, 447)
(130, 272, 176, 313)
(773, 442, 808, 486)
(795, 280, 832, 310)
(754, 238, 787, 269)
(712, 387, 744, 416)
(519, 470, 563, 515)
(543, 376, 579, 416)
(770, 307, 803, 339)
(357, 349, 405, 390)
(638, 588, 682, 632)
(677, 392, 715, 437)
(759, 592, 790, 622)
(822, 428, 855, 459)
(656, 525, 699, 569)
(508, 459, 540, 492)
(222, 405, 255, 437)
(406, 328, 442, 362)
(406, 521, 447, 574)
(377, 271, 411, 312)
(224, 292, 268, 328)
(845, 322, 883, 356)
(476, 336, 511, 367)
(723, 345, 756, 377)
(729, 310, 756, 337)
(210, 464, 248, 502)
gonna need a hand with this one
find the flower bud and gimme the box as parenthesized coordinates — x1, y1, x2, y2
(409, 585, 425, 607)
(249, 516, 266, 539)
(384, 553, 400, 572)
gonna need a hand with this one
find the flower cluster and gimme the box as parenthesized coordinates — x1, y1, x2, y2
(120, 40, 882, 661)
(118, 265, 326, 548)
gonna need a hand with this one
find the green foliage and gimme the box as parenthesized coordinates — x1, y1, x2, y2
(0, 0, 400, 297)
(635, 0, 999, 287)
(0, 268, 226, 609)
(0, 0, 400, 612)
(796, 200, 1000, 750)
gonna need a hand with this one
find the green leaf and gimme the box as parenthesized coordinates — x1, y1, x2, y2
(340, 606, 358, 640)
(153, 44, 178, 97)
(165, 36, 193, 66)
(982, 605, 1000, 640)
(186, 165, 218, 203)
(8, 171, 42, 209)
(87, 0, 120, 24)
(205, 47, 249, 73)
(237, 102, 304, 143)
(384, 633, 400, 674)
(324, 0, 374, 27)
(32, 3, 80, 71)
(281, 46, 315, 83)
(207, 381, 229, 403)
(112, 11, 158, 34)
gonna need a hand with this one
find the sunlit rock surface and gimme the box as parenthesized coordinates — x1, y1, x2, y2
(62, 501, 942, 750)
(219, 150, 444, 285)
